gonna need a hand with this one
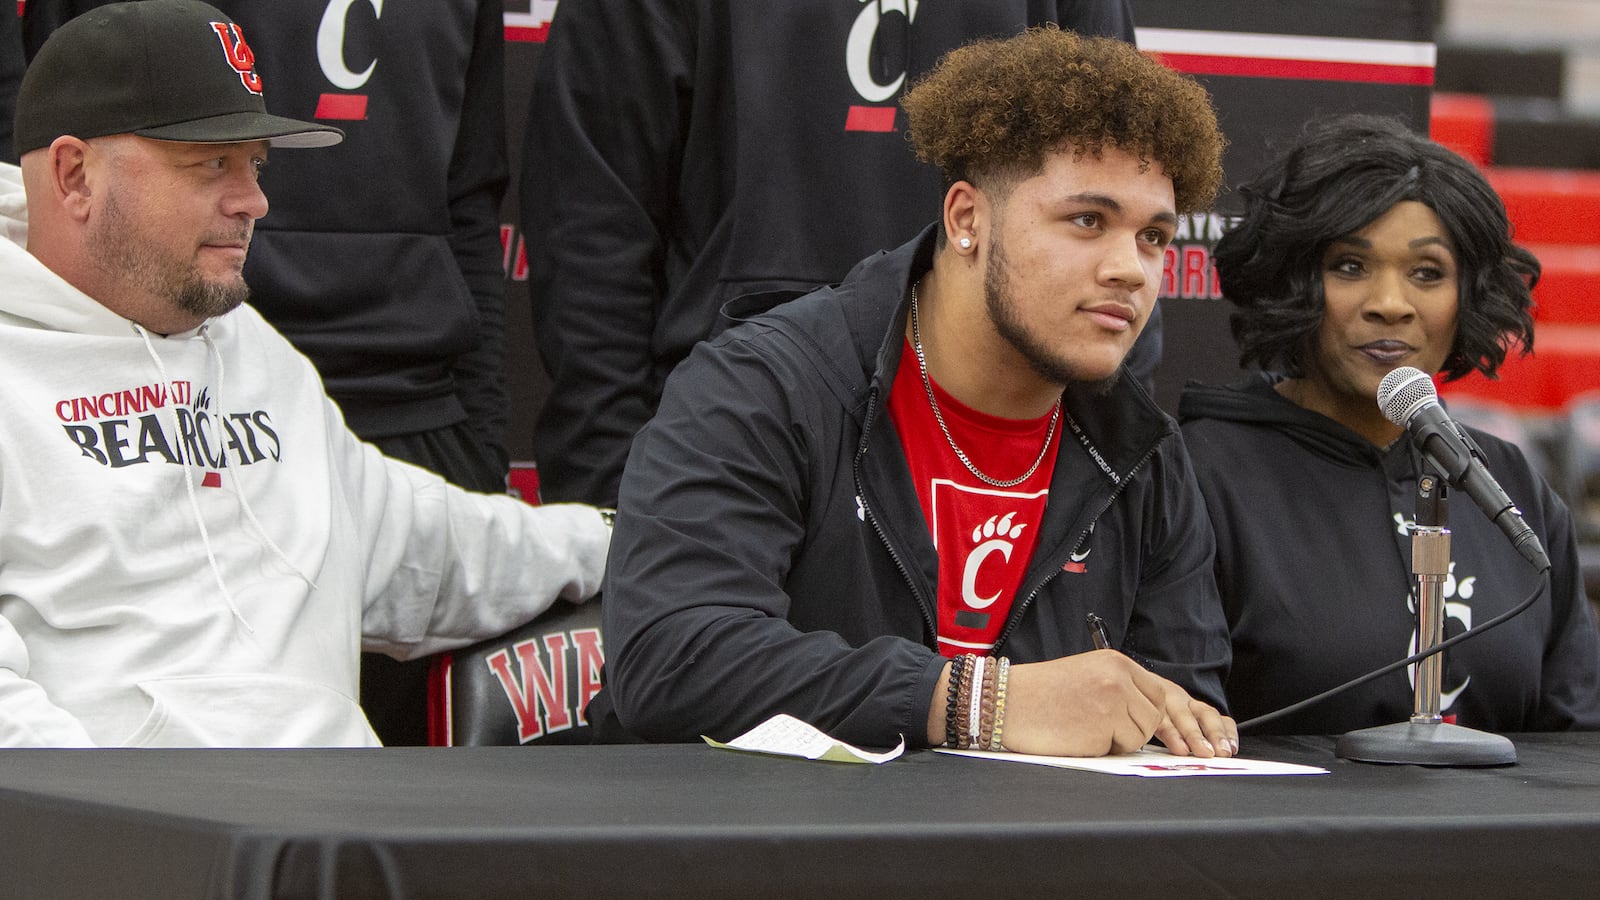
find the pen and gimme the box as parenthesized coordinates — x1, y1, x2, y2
(1086, 613, 1112, 651)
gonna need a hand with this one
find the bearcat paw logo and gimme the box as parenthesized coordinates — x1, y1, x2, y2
(972, 512, 1025, 544)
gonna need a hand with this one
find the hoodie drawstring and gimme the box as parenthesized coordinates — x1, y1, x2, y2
(133, 324, 320, 635)
(197, 327, 318, 593)
(135, 323, 253, 633)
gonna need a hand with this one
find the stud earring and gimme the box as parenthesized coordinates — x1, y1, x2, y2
(958, 237, 972, 249)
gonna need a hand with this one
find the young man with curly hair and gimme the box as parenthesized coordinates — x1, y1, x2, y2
(526, 1, 1155, 512)
(591, 27, 1238, 758)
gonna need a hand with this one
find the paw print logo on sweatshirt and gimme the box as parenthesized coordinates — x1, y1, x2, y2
(1443, 561, 1477, 600)
(1407, 561, 1477, 711)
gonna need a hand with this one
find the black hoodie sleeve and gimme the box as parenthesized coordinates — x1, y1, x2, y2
(521, 0, 694, 506)
(0, 7, 22, 165)
(446, 0, 512, 470)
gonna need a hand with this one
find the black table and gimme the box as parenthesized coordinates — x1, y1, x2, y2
(3, 734, 1599, 899)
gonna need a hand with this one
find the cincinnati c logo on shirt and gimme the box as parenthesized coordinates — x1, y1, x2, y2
(962, 512, 1026, 610)
(842, 0, 918, 132)
(210, 22, 264, 95)
(846, 0, 918, 102)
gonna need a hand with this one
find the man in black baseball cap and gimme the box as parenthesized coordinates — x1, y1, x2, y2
(0, 1, 614, 749)
(16, 0, 343, 334)
(14, 0, 342, 156)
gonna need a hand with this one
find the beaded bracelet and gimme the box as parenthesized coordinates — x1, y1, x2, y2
(944, 655, 967, 748)
(976, 656, 998, 750)
(989, 657, 1011, 751)
(954, 655, 977, 750)
(967, 656, 987, 749)
(945, 654, 1013, 750)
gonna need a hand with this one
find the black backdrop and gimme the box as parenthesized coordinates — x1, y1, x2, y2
(496, 0, 1434, 476)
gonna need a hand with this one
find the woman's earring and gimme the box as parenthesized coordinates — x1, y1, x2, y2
(958, 237, 972, 249)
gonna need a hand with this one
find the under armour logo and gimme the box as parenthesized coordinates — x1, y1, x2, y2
(211, 22, 263, 95)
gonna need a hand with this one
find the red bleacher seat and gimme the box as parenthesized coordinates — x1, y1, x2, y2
(1438, 167, 1600, 414)
(1526, 243, 1600, 325)
(1442, 322, 1600, 411)
(1431, 92, 1495, 168)
(1487, 168, 1600, 245)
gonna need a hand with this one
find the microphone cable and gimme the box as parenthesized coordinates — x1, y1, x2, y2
(1235, 565, 1551, 733)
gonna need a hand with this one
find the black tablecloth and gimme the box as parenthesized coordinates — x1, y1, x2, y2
(3, 734, 1599, 899)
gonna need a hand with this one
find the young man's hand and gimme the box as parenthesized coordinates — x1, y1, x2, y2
(927, 651, 1238, 758)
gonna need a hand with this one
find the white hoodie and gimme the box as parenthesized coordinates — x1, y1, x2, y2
(0, 164, 610, 747)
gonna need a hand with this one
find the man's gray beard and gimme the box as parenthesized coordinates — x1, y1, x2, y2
(171, 277, 250, 322)
(92, 191, 251, 324)
(983, 231, 1125, 394)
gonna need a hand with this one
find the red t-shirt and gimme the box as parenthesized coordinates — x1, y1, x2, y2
(887, 340, 1062, 657)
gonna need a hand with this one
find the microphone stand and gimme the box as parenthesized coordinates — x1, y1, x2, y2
(1335, 470, 1517, 766)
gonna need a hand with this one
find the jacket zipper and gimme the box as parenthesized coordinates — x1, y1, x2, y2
(855, 384, 939, 643)
(991, 435, 1162, 652)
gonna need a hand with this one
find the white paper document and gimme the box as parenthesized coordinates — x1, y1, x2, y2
(935, 744, 1328, 777)
(704, 713, 906, 764)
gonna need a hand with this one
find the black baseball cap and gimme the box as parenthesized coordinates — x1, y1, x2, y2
(14, 0, 344, 157)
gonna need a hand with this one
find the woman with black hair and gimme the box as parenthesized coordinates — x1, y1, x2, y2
(1180, 114, 1600, 735)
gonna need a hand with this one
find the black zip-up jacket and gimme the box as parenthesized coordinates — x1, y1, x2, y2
(1181, 375, 1600, 734)
(524, 0, 1152, 506)
(592, 226, 1229, 748)
(24, 0, 511, 458)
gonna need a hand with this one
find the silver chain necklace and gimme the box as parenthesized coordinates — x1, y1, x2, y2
(908, 283, 1061, 488)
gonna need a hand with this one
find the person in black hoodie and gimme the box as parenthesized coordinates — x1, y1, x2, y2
(594, 27, 1237, 758)
(0, 9, 21, 164)
(523, 0, 1160, 508)
(1180, 115, 1600, 736)
(23, 0, 512, 746)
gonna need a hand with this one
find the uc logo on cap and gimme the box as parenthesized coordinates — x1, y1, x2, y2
(210, 22, 263, 95)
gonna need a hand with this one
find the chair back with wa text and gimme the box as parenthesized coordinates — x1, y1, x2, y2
(427, 598, 605, 746)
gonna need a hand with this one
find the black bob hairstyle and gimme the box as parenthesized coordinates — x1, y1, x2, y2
(1215, 114, 1537, 382)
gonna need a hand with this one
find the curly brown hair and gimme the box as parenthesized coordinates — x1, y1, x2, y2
(901, 25, 1224, 214)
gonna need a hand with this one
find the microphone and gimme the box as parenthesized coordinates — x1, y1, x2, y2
(1377, 367, 1550, 571)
